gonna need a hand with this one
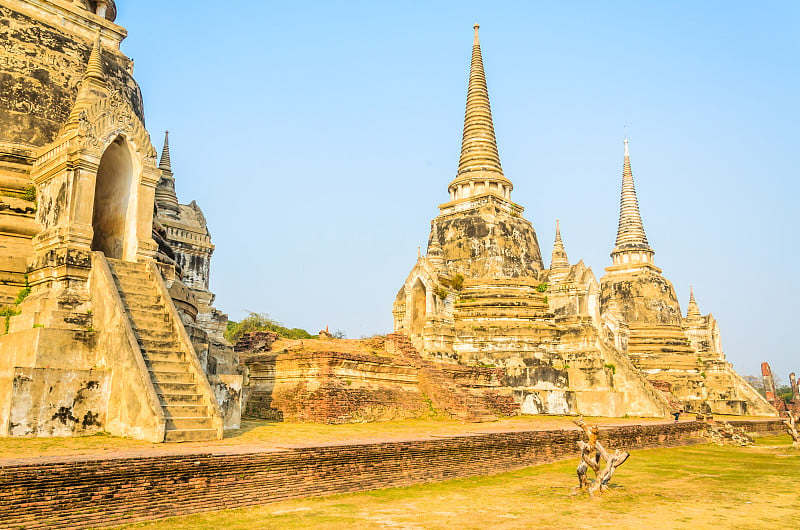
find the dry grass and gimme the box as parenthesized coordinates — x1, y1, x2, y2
(119, 436, 800, 530)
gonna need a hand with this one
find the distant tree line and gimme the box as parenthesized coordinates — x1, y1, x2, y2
(743, 375, 795, 402)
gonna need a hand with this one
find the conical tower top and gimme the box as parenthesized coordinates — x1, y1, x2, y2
(611, 138, 654, 266)
(551, 220, 570, 269)
(63, 33, 108, 131)
(154, 131, 180, 219)
(686, 286, 701, 319)
(84, 33, 106, 84)
(447, 25, 512, 203)
(159, 130, 173, 172)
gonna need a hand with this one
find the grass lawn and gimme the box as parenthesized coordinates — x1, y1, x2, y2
(118, 435, 799, 530)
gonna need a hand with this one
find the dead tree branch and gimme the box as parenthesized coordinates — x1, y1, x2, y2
(784, 411, 800, 448)
(572, 417, 630, 496)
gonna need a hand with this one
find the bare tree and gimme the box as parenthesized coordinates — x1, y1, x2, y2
(784, 411, 800, 448)
(572, 418, 630, 497)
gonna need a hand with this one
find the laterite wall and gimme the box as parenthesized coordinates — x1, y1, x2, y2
(0, 420, 784, 529)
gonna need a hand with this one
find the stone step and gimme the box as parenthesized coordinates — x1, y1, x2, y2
(114, 267, 150, 285)
(107, 258, 148, 271)
(130, 319, 172, 334)
(128, 308, 170, 324)
(163, 404, 208, 417)
(115, 281, 155, 296)
(144, 350, 185, 363)
(111, 267, 150, 282)
(164, 428, 219, 443)
(121, 301, 165, 313)
(154, 381, 197, 394)
(140, 338, 181, 351)
(144, 346, 185, 358)
(165, 416, 214, 431)
(119, 292, 162, 306)
(159, 392, 204, 405)
(146, 359, 187, 372)
(134, 328, 175, 341)
(149, 370, 195, 384)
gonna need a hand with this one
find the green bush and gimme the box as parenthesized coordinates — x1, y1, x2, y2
(14, 286, 31, 306)
(450, 273, 465, 290)
(224, 311, 315, 343)
(22, 185, 36, 202)
(605, 363, 616, 374)
(536, 283, 548, 293)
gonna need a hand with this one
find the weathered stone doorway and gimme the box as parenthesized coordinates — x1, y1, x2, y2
(410, 279, 427, 335)
(91, 136, 134, 259)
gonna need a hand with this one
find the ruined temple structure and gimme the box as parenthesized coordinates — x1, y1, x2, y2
(393, 25, 774, 418)
(761, 362, 799, 414)
(0, 0, 241, 441)
(599, 144, 773, 415)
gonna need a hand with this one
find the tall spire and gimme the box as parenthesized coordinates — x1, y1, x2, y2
(686, 286, 701, 319)
(551, 219, 570, 269)
(154, 131, 180, 219)
(611, 138, 654, 266)
(159, 130, 172, 172)
(448, 25, 512, 202)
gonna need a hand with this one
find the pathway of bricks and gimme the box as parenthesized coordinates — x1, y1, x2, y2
(0, 415, 741, 467)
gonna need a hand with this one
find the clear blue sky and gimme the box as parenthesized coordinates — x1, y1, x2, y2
(117, 1, 798, 380)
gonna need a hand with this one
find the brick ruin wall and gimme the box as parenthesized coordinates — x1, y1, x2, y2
(243, 351, 427, 423)
(0, 419, 784, 529)
(242, 348, 515, 423)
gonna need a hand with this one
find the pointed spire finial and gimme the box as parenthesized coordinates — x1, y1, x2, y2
(551, 219, 570, 269)
(63, 32, 107, 129)
(448, 25, 511, 199)
(687, 286, 701, 319)
(84, 32, 106, 84)
(611, 137, 653, 264)
(159, 130, 172, 172)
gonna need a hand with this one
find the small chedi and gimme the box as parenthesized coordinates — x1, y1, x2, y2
(392, 25, 774, 418)
(0, 0, 241, 442)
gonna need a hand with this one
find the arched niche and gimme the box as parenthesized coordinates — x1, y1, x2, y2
(91, 135, 135, 259)
(410, 278, 427, 335)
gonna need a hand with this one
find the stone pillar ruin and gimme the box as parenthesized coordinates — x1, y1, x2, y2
(761, 362, 777, 402)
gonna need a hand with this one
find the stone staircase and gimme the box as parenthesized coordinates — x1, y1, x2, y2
(386, 333, 498, 422)
(107, 258, 218, 442)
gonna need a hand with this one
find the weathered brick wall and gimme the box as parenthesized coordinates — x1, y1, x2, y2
(0, 420, 784, 529)
(243, 351, 425, 423)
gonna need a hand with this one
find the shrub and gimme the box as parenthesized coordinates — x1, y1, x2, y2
(536, 283, 548, 293)
(605, 363, 616, 374)
(450, 273, 465, 290)
(224, 311, 315, 343)
(22, 185, 36, 202)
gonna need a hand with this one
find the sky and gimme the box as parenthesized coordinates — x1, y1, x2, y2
(115, 1, 798, 379)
